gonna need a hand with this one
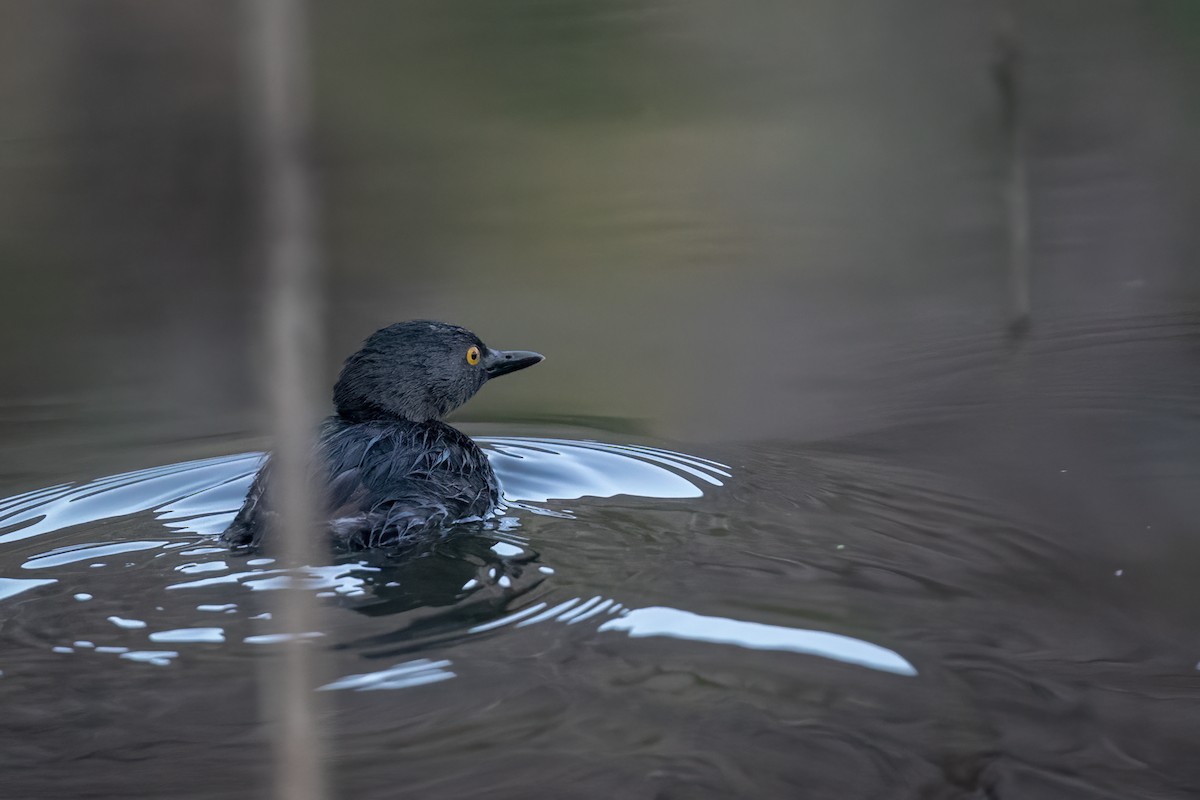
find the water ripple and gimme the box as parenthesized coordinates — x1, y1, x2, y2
(0, 438, 729, 545)
(0, 437, 751, 682)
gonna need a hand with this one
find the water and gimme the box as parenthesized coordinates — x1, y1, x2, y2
(1, 435, 928, 795)
(0, 439, 915, 683)
(4, 408, 1200, 798)
(4, 2, 1200, 797)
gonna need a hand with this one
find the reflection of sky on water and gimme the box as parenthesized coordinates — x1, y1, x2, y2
(480, 437, 729, 502)
(0, 455, 264, 542)
(456, 596, 915, 677)
(319, 659, 457, 692)
(319, 600, 916, 691)
(24, 541, 170, 569)
(599, 607, 916, 676)
(0, 439, 916, 683)
(0, 576, 57, 601)
(0, 438, 730, 543)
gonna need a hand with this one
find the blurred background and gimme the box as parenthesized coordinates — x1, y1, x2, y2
(4, 3, 1200, 798)
(3, 0, 1197, 489)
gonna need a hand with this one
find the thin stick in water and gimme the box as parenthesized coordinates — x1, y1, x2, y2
(244, 0, 327, 798)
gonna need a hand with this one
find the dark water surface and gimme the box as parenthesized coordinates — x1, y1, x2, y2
(4, 327, 1200, 799)
(4, 2, 1200, 798)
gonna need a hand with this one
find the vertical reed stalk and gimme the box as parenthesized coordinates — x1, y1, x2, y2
(997, 3, 1031, 333)
(244, 1, 327, 798)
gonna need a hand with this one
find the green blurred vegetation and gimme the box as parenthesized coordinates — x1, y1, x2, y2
(1, 1, 1199, 484)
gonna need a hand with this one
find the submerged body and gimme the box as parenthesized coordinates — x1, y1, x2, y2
(221, 321, 541, 551)
(222, 417, 499, 550)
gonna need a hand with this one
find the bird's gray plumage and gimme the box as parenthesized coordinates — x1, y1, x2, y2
(221, 320, 541, 552)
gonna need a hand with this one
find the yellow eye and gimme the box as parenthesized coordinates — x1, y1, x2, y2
(466, 346, 481, 366)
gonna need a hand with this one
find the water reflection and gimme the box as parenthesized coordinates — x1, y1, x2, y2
(4, 428, 1188, 797)
(0, 454, 264, 543)
(319, 658, 456, 692)
(0, 436, 926, 684)
(480, 437, 730, 502)
(599, 606, 916, 676)
(0, 576, 57, 601)
(0, 438, 736, 638)
(3, 0, 1198, 792)
(0, 442, 691, 620)
(0, 438, 729, 545)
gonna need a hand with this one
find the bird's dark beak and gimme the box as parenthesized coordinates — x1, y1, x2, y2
(484, 349, 544, 379)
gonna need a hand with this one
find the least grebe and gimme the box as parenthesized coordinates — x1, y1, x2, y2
(221, 321, 543, 551)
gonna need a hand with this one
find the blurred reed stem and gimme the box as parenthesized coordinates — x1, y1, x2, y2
(996, 3, 1031, 333)
(244, 0, 328, 798)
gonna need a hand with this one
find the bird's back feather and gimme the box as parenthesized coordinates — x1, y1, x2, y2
(221, 417, 499, 551)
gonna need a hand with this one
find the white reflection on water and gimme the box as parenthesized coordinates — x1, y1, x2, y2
(119, 650, 179, 667)
(467, 596, 915, 677)
(599, 607, 917, 676)
(319, 659, 456, 692)
(244, 632, 324, 645)
(0, 455, 264, 543)
(149, 628, 226, 644)
(480, 437, 730, 503)
(165, 564, 372, 595)
(22, 541, 170, 570)
(0, 577, 56, 601)
(0, 439, 915, 682)
(0, 438, 730, 546)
